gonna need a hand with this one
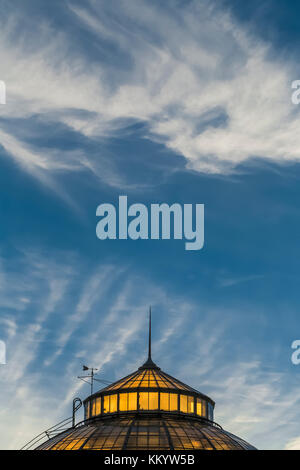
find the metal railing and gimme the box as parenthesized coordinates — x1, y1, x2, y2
(20, 398, 82, 450)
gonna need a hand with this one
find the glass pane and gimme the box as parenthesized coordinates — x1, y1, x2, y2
(149, 392, 158, 410)
(110, 394, 118, 412)
(170, 393, 178, 411)
(96, 397, 101, 415)
(160, 393, 169, 411)
(128, 392, 137, 411)
(188, 396, 194, 413)
(196, 398, 202, 416)
(180, 395, 188, 413)
(103, 395, 110, 413)
(119, 393, 128, 411)
(139, 392, 148, 410)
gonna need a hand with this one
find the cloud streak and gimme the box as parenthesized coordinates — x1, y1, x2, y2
(0, 248, 299, 450)
(0, 0, 300, 197)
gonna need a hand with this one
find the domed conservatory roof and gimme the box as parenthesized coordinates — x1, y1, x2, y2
(29, 311, 256, 451)
(35, 415, 255, 451)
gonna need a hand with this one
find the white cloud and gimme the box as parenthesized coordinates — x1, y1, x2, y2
(285, 436, 300, 450)
(0, 0, 299, 193)
(218, 273, 264, 287)
(1, 251, 300, 450)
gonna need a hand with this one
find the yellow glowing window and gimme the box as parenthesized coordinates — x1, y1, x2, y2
(156, 380, 168, 388)
(180, 395, 188, 413)
(64, 438, 87, 450)
(95, 397, 101, 415)
(103, 395, 110, 413)
(119, 393, 128, 411)
(139, 392, 159, 410)
(160, 392, 178, 411)
(139, 392, 148, 410)
(140, 371, 152, 387)
(91, 399, 96, 416)
(170, 393, 178, 410)
(160, 393, 169, 410)
(110, 394, 117, 412)
(103, 394, 118, 413)
(119, 392, 137, 411)
(149, 392, 158, 409)
(128, 392, 137, 410)
(196, 398, 202, 416)
(187, 396, 194, 413)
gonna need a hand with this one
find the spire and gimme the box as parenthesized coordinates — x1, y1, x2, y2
(139, 307, 160, 370)
(148, 306, 152, 361)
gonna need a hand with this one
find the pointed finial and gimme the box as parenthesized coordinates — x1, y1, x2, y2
(148, 306, 152, 361)
(139, 306, 160, 370)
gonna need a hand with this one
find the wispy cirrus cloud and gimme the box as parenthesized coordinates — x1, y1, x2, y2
(0, 247, 299, 450)
(217, 273, 264, 287)
(0, 0, 300, 198)
(0, 247, 192, 448)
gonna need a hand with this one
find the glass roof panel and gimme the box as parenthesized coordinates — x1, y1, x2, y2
(35, 416, 256, 450)
(100, 368, 198, 393)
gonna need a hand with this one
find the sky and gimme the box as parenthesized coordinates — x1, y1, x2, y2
(0, 0, 300, 451)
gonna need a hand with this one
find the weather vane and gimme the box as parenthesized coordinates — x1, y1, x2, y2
(78, 365, 112, 395)
(77, 365, 99, 395)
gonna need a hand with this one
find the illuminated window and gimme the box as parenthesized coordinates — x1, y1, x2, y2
(170, 393, 178, 411)
(128, 392, 137, 410)
(103, 396, 109, 414)
(179, 395, 194, 413)
(196, 398, 202, 416)
(139, 392, 159, 410)
(92, 399, 96, 416)
(103, 394, 118, 414)
(160, 393, 169, 410)
(160, 392, 178, 411)
(149, 392, 158, 409)
(187, 396, 194, 413)
(95, 397, 101, 415)
(139, 392, 148, 410)
(196, 398, 209, 418)
(119, 393, 128, 411)
(110, 394, 118, 412)
(180, 395, 188, 413)
(119, 392, 137, 411)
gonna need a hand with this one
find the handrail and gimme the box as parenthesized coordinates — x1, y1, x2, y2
(20, 397, 83, 450)
(20, 415, 73, 450)
(21, 409, 222, 450)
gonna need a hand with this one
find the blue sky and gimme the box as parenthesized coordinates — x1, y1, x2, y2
(1, 0, 300, 450)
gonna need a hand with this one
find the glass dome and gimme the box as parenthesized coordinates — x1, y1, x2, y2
(31, 312, 257, 451)
(83, 363, 215, 423)
(35, 415, 256, 450)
